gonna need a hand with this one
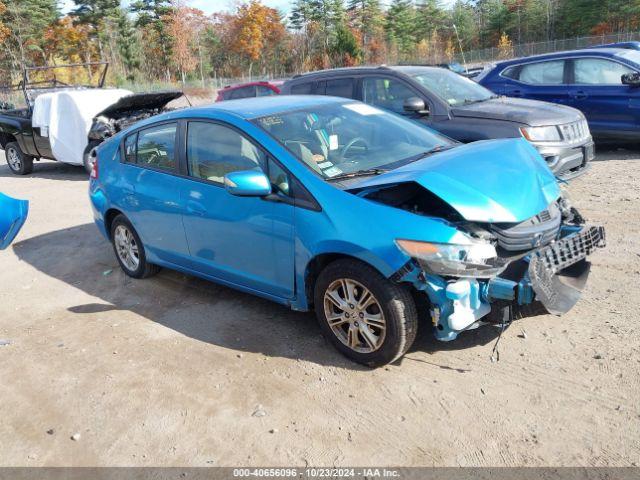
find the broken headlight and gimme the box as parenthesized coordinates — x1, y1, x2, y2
(396, 239, 508, 278)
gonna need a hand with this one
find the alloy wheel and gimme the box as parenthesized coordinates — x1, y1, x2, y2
(114, 225, 140, 272)
(6, 147, 21, 171)
(323, 278, 386, 353)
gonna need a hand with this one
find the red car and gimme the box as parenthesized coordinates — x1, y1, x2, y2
(215, 80, 285, 102)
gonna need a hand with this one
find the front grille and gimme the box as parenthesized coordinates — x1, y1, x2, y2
(558, 119, 590, 143)
(490, 202, 561, 251)
(531, 225, 606, 274)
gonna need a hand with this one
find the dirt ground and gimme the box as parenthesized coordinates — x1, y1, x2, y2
(0, 147, 639, 467)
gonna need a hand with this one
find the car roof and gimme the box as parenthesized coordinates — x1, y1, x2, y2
(495, 47, 629, 66)
(288, 65, 443, 81)
(221, 80, 284, 91)
(179, 95, 351, 119)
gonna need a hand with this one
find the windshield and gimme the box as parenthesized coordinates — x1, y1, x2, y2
(253, 102, 455, 179)
(412, 69, 494, 106)
(616, 50, 640, 68)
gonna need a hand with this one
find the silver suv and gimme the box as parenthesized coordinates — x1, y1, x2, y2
(282, 65, 594, 180)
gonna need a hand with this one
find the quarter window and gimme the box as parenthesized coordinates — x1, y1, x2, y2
(229, 86, 256, 99)
(290, 82, 313, 94)
(318, 78, 355, 98)
(518, 60, 565, 84)
(256, 85, 277, 97)
(573, 58, 635, 84)
(362, 77, 416, 114)
(124, 133, 137, 163)
(186, 122, 266, 184)
(132, 123, 177, 171)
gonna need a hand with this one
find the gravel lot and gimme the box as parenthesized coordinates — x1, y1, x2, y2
(0, 147, 639, 467)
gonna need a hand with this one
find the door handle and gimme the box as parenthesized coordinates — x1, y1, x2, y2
(572, 91, 588, 100)
(510, 89, 522, 97)
(186, 201, 207, 217)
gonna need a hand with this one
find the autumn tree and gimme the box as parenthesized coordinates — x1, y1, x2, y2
(232, 1, 286, 76)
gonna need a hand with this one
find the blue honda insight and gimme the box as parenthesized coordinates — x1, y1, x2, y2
(88, 96, 605, 367)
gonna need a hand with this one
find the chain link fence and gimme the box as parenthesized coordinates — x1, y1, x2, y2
(457, 31, 640, 66)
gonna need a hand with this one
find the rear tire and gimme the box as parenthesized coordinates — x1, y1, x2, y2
(314, 259, 418, 368)
(110, 214, 160, 279)
(5, 142, 34, 175)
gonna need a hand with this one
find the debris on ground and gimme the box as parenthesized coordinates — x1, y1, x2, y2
(102, 269, 113, 276)
(70, 433, 81, 441)
(46, 429, 55, 435)
(252, 405, 266, 417)
(0, 339, 11, 346)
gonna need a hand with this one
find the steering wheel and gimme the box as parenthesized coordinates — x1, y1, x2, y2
(340, 137, 369, 160)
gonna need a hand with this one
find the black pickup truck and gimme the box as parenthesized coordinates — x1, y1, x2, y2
(0, 62, 183, 175)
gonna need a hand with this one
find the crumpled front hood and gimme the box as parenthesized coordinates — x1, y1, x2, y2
(95, 91, 183, 119)
(451, 96, 583, 127)
(347, 138, 560, 223)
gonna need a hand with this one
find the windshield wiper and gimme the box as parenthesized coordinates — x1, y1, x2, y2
(403, 144, 454, 164)
(327, 168, 388, 181)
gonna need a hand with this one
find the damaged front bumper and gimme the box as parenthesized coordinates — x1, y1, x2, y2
(398, 224, 606, 341)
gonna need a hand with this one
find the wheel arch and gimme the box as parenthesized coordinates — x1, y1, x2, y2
(302, 252, 393, 310)
(104, 207, 125, 239)
(0, 132, 17, 149)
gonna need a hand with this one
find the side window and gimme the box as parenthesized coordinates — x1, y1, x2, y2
(267, 158, 290, 196)
(501, 65, 519, 79)
(573, 58, 635, 84)
(362, 77, 416, 114)
(317, 78, 355, 98)
(124, 133, 137, 163)
(256, 85, 277, 97)
(230, 86, 256, 99)
(290, 82, 313, 94)
(135, 123, 177, 171)
(187, 122, 266, 184)
(519, 60, 565, 85)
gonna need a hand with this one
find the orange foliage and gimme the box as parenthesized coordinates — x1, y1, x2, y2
(0, 2, 9, 44)
(163, 5, 208, 79)
(230, 1, 286, 63)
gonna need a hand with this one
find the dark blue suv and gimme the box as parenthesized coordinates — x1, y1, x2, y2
(477, 48, 640, 141)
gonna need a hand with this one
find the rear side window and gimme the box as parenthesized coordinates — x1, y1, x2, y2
(186, 121, 266, 184)
(290, 82, 313, 94)
(317, 78, 354, 98)
(125, 123, 177, 171)
(518, 60, 565, 84)
(256, 85, 277, 97)
(229, 86, 256, 99)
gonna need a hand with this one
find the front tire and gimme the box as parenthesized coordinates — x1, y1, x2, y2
(110, 215, 160, 279)
(5, 142, 34, 175)
(314, 259, 418, 367)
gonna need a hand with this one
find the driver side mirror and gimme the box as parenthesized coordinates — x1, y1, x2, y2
(621, 72, 640, 87)
(403, 97, 430, 116)
(224, 170, 271, 197)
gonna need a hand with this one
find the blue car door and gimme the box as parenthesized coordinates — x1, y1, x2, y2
(119, 122, 190, 265)
(179, 120, 295, 300)
(566, 57, 640, 136)
(504, 59, 572, 105)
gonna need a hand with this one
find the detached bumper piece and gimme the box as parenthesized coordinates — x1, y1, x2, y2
(528, 225, 606, 315)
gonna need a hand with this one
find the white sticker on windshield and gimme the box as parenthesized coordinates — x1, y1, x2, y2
(323, 166, 343, 177)
(317, 161, 333, 169)
(343, 103, 383, 116)
(329, 134, 339, 150)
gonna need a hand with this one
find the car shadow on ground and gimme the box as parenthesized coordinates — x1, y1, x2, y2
(13, 223, 501, 369)
(594, 143, 640, 161)
(0, 159, 88, 181)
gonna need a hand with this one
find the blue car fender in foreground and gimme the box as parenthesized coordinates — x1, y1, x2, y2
(0, 192, 28, 250)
